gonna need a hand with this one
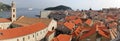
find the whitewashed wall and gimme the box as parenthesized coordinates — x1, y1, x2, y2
(0, 22, 12, 29)
(1, 27, 48, 41)
(47, 19, 57, 31)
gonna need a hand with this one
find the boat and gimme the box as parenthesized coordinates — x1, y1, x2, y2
(28, 8, 33, 10)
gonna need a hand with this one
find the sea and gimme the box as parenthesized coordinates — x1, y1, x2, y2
(0, 8, 41, 18)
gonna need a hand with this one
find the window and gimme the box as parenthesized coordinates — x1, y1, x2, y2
(52, 27, 54, 30)
(23, 38, 25, 41)
(17, 39, 19, 41)
(37, 33, 38, 36)
(13, 15, 15, 17)
(28, 36, 30, 39)
(33, 35, 34, 38)
(40, 32, 42, 34)
(13, 9, 15, 12)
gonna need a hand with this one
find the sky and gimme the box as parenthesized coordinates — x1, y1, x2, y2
(0, 0, 120, 10)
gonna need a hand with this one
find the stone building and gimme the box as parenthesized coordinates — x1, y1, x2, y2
(0, 1, 16, 29)
(0, 19, 57, 41)
(0, 1, 57, 41)
(40, 11, 52, 18)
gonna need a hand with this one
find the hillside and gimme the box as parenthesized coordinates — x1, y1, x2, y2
(44, 5, 72, 10)
(0, 2, 11, 11)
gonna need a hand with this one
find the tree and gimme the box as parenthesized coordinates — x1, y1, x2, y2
(44, 5, 72, 10)
(0, 2, 11, 11)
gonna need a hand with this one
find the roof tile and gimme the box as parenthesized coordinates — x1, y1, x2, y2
(72, 19, 82, 25)
(0, 22, 46, 40)
(52, 34, 71, 41)
(64, 21, 75, 30)
(85, 19, 92, 26)
(0, 18, 11, 23)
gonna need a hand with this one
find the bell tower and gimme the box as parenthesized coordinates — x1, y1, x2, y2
(11, 1, 16, 22)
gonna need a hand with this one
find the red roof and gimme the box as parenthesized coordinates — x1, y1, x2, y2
(106, 17, 114, 22)
(52, 34, 71, 41)
(72, 19, 82, 25)
(80, 23, 110, 40)
(46, 31, 54, 37)
(64, 21, 75, 30)
(65, 16, 77, 21)
(74, 26, 82, 36)
(0, 18, 11, 22)
(98, 28, 110, 38)
(80, 27, 96, 39)
(108, 22, 118, 28)
(57, 21, 64, 25)
(85, 19, 92, 26)
(0, 22, 46, 40)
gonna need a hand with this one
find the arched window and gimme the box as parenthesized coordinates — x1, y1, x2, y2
(23, 38, 25, 41)
(37, 33, 38, 36)
(52, 27, 54, 30)
(13, 15, 15, 17)
(13, 9, 15, 12)
(33, 35, 34, 38)
(17, 39, 19, 41)
(28, 36, 30, 39)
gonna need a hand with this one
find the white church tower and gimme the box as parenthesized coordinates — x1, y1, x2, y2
(11, 1, 16, 22)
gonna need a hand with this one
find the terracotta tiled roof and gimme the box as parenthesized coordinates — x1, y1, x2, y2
(79, 23, 110, 40)
(80, 27, 96, 39)
(52, 34, 71, 41)
(0, 18, 11, 23)
(98, 28, 110, 39)
(46, 31, 54, 37)
(13, 16, 51, 26)
(0, 22, 46, 40)
(106, 17, 114, 22)
(51, 38, 58, 41)
(108, 22, 118, 29)
(65, 16, 77, 21)
(57, 21, 64, 25)
(95, 22, 110, 38)
(85, 19, 92, 26)
(64, 21, 75, 30)
(74, 26, 82, 36)
(72, 18, 82, 25)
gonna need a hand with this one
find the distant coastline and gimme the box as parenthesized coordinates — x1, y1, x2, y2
(0, 2, 11, 11)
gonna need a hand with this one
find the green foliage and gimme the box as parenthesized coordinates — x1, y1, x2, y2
(44, 5, 72, 10)
(0, 2, 11, 11)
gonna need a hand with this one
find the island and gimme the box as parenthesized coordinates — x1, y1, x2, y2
(44, 5, 72, 10)
(0, 2, 11, 11)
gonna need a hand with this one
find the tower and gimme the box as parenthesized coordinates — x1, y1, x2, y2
(11, 1, 16, 22)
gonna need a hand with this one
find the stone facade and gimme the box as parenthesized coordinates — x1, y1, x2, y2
(40, 11, 52, 18)
(0, 1, 16, 29)
(11, 1, 16, 22)
(47, 19, 57, 31)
